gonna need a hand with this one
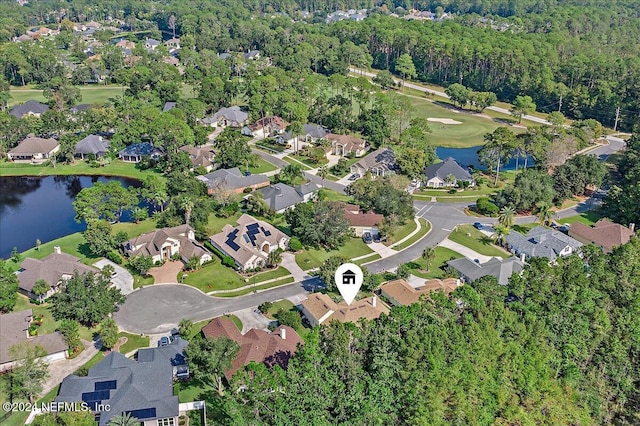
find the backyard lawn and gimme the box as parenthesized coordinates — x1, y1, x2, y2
(449, 225, 510, 258)
(118, 332, 150, 354)
(318, 188, 352, 203)
(295, 237, 374, 270)
(0, 159, 165, 181)
(205, 212, 242, 235)
(9, 84, 124, 106)
(407, 247, 463, 279)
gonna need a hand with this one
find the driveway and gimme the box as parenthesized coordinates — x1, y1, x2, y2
(149, 261, 184, 284)
(93, 259, 134, 295)
(233, 307, 273, 333)
(438, 238, 494, 263)
(114, 282, 313, 334)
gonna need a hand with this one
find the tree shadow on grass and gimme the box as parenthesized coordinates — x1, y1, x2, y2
(77, 242, 102, 261)
(479, 236, 495, 246)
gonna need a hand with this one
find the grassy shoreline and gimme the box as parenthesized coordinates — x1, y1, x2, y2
(0, 160, 163, 182)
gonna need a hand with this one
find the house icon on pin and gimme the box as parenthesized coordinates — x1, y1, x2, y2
(342, 269, 356, 285)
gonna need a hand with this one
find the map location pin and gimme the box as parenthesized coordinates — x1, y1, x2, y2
(334, 263, 364, 306)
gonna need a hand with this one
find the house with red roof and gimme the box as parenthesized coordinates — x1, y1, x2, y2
(568, 219, 636, 253)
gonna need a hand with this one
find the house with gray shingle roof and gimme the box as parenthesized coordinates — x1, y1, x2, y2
(162, 101, 177, 112)
(8, 136, 59, 163)
(447, 256, 525, 285)
(0, 309, 69, 372)
(144, 38, 161, 50)
(54, 338, 191, 426)
(117, 142, 163, 163)
(424, 157, 474, 188)
(276, 123, 328, 145)
(258, 182, 319, 213)
(75, 134, 110, 159)
(197, 167, 270, 195)
(505, 226, 582, 262)
(9, 100, 49, 118)
(202, 106, 249, 129)
(350, 147, 398, 177)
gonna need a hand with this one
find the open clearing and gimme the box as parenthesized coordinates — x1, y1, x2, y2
(428, 117, 463, 125)
(9, 85, 125, 106)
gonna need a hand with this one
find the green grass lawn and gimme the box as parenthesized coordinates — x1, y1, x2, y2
(0, 379, 60, 426)
(558, 210, 603, 226)
(385, 219, 418, 246)
(295, 237, 374, 270)
(174, 380, 214, 404)
(512, 223, 539, 234)
(213, 276, 295, 297)
(247, 158, 277, 174)
(118, 332, 150, 354)
(407, 246, 463, 279)
(414, 184, 499, 198)
(265, 299, 295, 318)
(449, 225, 510, 258)
(183, 261, 246, 292)
(318, 188, 352, 202)
(393, 219, 431, 250)
(187, 319, 211, 340)
(354, 253, 382, 265)
(0, 159, 165, 182)
(289, 153, 328, 168)
(283, 156, 314, 170)
(227, 314, 243, 330)
(251, 266, 291, 283)
(205, 212, 242, 236)
(255, 141, 287, 153)
(9, 84, 125, 106)
(133, 274, 155, 289)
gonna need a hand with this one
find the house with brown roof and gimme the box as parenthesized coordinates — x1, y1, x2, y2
(202, 106, 249, 129)
(326, 133, 368, 157)
(123, 225, 211, 265)
(201, 317, 302, 379)
(17, 247, 97, 300)
(379, 278, 460, 307)
(209, 214, 289, 271)
(179, 145, 216, 172)
(8, 136, 59, 163)
(242, 116, 289, 138)
(339, 203, 384, 237)
(196, 167, 270, 195)
(0, 309, 69, 372)
(300, 293, 389, 327)
(568, 219, 636, 253)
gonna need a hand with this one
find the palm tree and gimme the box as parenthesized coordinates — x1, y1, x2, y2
(445, 173, 457, 188)
(180, 197, 194, 227)
(152, 190, 167, 213)
(535, 202, 554, 226)
(421, 247, 436, 271)
(491, 225, 510, 247)
(287, 122, 304, 154)
(318, 166, 328, 187)
(109, 413, 139, 426)
(498, 206, 516, 229)
(32, 279, 49, 303)
(267, 249, 282, 268)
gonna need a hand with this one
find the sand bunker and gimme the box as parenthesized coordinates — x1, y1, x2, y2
(427, 118, 462, 124)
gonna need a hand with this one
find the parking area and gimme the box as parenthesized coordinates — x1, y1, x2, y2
(93, 259, 134, 295)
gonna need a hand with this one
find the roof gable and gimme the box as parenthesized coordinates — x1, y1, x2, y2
(425, 157, 472, 181)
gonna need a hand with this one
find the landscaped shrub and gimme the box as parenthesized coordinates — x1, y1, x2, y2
(476, 197, 499, 216)
(258, 301, 273, 314)
(289, 237, 303, 251)
(243, 187, 253, 193)
(222, 256, 235, 268)
(107, 251, 123, 264)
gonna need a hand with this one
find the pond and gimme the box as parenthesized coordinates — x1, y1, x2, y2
(436, 146, 535, 170)
(0, 175, 144, 259)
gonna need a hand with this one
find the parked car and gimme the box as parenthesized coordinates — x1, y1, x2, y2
(473, 222, 483, 229)
(362, 232, 373, 244)
(158, 336, 169, 347)
(348, 173, 360, 181)
(373, 233, 381, 243)
(244, 170, 252, 176)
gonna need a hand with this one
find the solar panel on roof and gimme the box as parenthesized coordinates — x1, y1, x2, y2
(260, 226, 272, 236)
(94, 380, 117, 391)
(225, 229, 241, 251)
(127, 408, 157, 420)
(243, 234, 250, 243)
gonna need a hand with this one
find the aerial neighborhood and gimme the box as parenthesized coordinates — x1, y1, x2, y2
(0, 1, 639, 425)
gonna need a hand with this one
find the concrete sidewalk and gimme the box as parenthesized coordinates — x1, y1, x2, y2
(438, 238, 494, 263)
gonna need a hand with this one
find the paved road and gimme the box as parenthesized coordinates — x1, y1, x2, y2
(587, 136, 626, 161)
(349, 67, 552, 126)
(114, 278, 322, 334)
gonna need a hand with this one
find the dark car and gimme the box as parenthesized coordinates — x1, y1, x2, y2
(158, 336, 170, 347)
(348, 173, 360, 181)
(362, 232, 373, 244)
(373, 233, 381, 243)
(473, 222, 483, 229)
(244, 170, 252, 176)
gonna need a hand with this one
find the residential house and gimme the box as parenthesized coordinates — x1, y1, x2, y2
(505, 226, 583, 262)
(339, 203, 384, 237)
(179, 145, 216, 172)
(163, 56, 180, 67)
(424, 157, 474, 188)
(27, 27, 60, 38)
(447, 256, 525, 285)
(201, 317, 302, 379)
(300, 293, 389, 327)
(69, 103, 92, 114)
(350, 147, 398, 177)
(117, 142, 163, 163)
(244, 50, 261, 60)
(8, 136, 60, 163)
(0, 309, 69, 372)
(242, 116, 289, 138)
(115, 39, 135, 50)
(209, 214, 289, 271)
(326, 133, 368, 157)
(202, 106, 249, 129)
(144, 38, 161, 51)
(379, 278, 460, 307)
(9, 100, 49, 118)
(196, 167, 270, 195)
(16, 247, 97, 300)
(13, 34, 32, 43)
(275, 123, 328, 145)
(568, 219, 636, 253)
(74, 134, 110, 159)
(54, 339, 191, 426)
(162, 101, 177, 112)
(123, 224, 211, 265)
(258, 182, 319, 213)
(165, 38, 180, 50)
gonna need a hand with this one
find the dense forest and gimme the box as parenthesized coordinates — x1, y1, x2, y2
(1, 1, 640, 128)
(216, 237, 640, 425)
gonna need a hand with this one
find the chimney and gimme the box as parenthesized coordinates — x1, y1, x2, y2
(456, 278, 461, 287)
(371, 296, 377, 308)
(630, 223, 635, 232)
(54, 246, 62, 254)
(520, 253, 525, 263)
(280, 328, 286, 340)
